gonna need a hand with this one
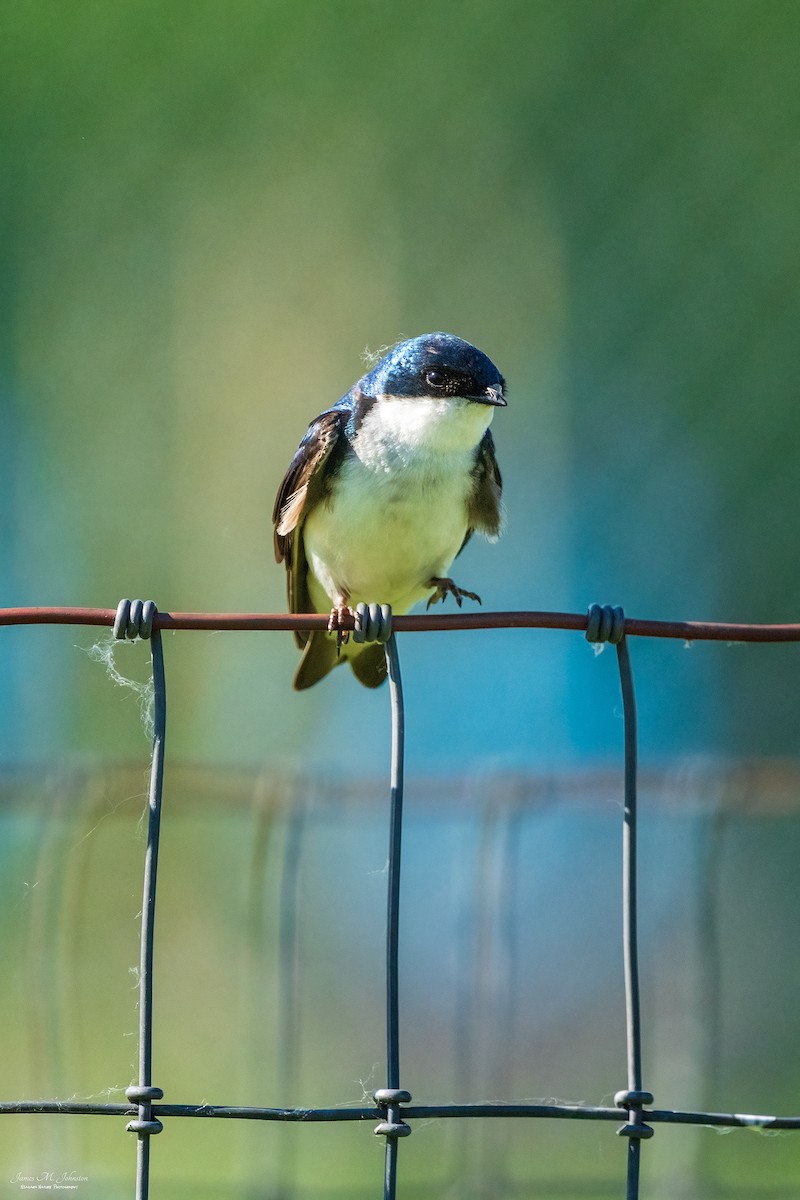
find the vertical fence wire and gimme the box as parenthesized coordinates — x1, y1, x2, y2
(124, 628, 167, 1200)
(615, 635, 653, 1199)
(374, 632, 411, 1200)
(385, 633, 405, 1094)
(276, 796, 308, 1198)
(449, 778, 481, 1187)
(487, 795, 525, 1192)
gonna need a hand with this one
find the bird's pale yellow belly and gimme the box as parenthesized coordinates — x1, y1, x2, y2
(303, 460, 471, 613)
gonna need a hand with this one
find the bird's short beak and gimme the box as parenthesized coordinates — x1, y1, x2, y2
(477, 385, 507, 407)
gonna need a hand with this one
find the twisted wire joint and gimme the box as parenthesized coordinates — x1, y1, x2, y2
(352, 602, 393, 644)
(125, 1084, 164, 1136)
(615, 1089, 654, 1140)
(585, 603, 626, 645)
(114, 599, 158, 641)
(373, 1088, 412, 1138)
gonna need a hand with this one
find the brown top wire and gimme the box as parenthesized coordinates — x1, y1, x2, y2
(1, 605, 800, 641)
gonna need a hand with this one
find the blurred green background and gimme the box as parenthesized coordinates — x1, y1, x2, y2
(1, 1, 800, 1196)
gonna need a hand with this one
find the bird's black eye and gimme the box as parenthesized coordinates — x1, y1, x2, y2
(425, 368, 446, 389)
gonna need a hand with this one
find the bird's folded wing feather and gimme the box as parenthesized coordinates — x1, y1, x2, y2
(272, 406, 348, 633)
(460, 428, 504, 555)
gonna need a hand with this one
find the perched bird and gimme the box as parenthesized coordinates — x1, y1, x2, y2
(273, 332, 506, 689)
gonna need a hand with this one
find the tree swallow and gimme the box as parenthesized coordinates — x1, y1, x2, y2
(273, 332, 506, 689)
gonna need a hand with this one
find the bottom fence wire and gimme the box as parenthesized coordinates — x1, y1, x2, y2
(2, 601, 800, 1200)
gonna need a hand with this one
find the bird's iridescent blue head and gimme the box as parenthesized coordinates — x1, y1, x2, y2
(359, 333, 506, 407)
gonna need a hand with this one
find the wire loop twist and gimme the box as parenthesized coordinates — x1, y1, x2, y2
(126, 1086, 163, 1103)
(374, 1089, 412, 1105)
(374, 1117, 413, 1139)
(125, 1085, 164, 1137)
(615, 1089, 655, 1141)
(586, 603, 626, 644)
(374, 1090, 412, 1139)
(114, 598, 157, 641)
(352, 602, 393, 644)
(126, 1118, 164, 1136)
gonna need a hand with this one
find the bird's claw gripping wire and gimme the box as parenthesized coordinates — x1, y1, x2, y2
(426, 577, 482, 610)
(328, 602, 393, 653)
(585, 603, 626, 645)
(327, 606, 353, 653)
(114, 598, 158, 641)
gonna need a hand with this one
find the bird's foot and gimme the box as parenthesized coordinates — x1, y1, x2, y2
(426, 577, 482, 610)
(328, 605, 354, 653)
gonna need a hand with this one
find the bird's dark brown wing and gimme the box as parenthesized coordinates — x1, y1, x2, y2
(272, 406, 348, 643)
(459, 428, 503, 555)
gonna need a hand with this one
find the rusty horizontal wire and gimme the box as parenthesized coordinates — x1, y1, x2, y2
(2, 605, 800, 641)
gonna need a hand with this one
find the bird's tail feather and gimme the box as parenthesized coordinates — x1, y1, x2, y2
(293, 631, 341, 690)
(293, 633, 388, 690)
(349, 643, 388, 688)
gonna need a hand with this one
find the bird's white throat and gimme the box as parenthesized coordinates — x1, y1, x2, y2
(353, 392, 495, 468)
(301, 391, 495, 613)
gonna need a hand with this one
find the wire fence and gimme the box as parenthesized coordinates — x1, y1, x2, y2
(2, 601, 800, 1200)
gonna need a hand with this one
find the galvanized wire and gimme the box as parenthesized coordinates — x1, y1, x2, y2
(614, 635, 653, 1198)
(2, 602, 800, 1200)
(374, 633, 411, 1200)
(113, 604, 167, 1200)
(2, 1098, 798, 1129)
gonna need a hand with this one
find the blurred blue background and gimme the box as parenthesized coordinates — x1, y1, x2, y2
(1, 2, 800, 1197)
